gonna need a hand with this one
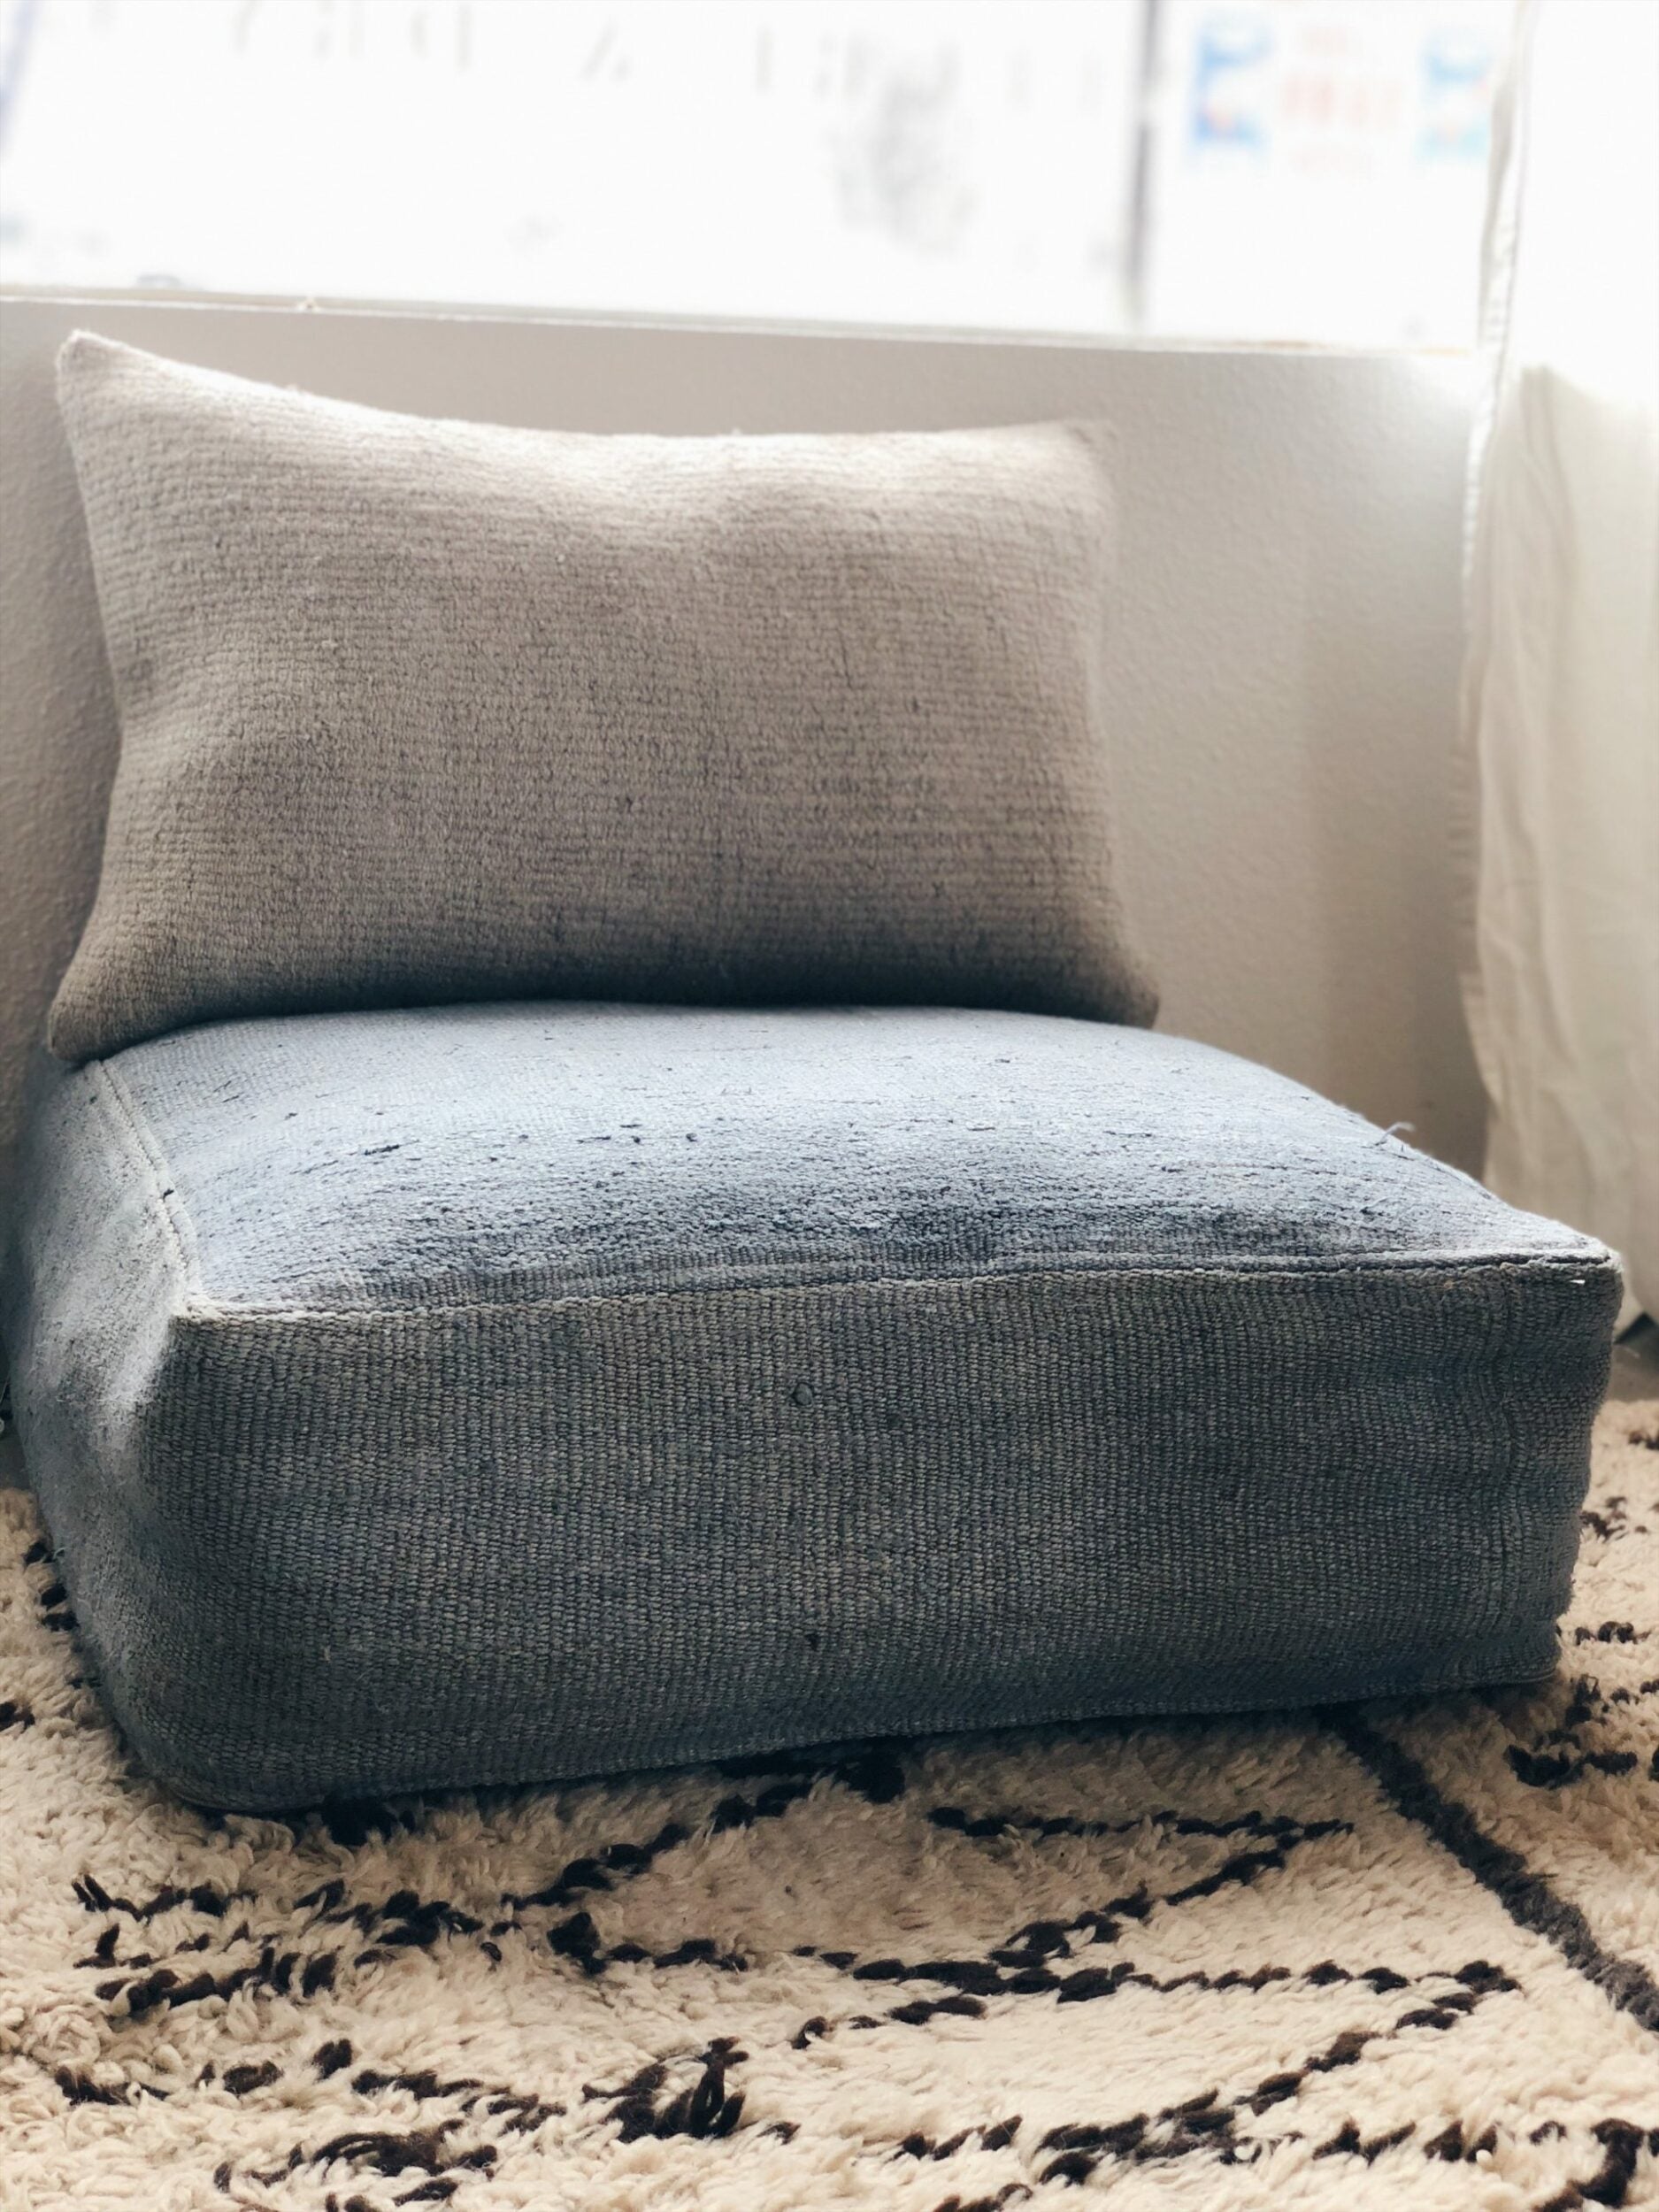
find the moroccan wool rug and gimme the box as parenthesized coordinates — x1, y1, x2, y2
(2, 1404, 1655, 2212)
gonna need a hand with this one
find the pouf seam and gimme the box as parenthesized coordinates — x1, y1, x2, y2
(93, 1058, 203, 1298)
(169, 1248, 1621, 1329)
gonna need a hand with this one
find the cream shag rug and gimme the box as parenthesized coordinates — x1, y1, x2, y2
(3, 1405, 1656, 2212)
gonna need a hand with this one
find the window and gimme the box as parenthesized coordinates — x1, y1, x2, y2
(0, 0, 1509, 346)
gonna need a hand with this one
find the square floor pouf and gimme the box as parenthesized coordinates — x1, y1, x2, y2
(2, 1002, 1617, 1809)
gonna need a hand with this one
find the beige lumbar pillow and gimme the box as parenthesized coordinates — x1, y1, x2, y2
(51, 334, 1155, 1061)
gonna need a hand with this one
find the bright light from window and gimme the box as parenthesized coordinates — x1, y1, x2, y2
(0, 0, 1509, 346)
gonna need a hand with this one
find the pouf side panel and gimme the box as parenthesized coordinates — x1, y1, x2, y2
(0, 1056, 201, 1778)
(41, 1256, 1617, 1809)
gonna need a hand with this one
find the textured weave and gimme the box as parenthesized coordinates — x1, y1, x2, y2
(1, 1003, 1618, 1810)
(50, 334, 1154, 1062)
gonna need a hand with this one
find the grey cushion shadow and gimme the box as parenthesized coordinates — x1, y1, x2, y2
(2, 1002, 1617, 1809)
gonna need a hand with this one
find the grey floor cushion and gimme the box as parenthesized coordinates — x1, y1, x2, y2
(3, 1002, 1617, 1809)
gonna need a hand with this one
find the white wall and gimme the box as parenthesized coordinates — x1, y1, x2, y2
(0, 294, 1482, 1208)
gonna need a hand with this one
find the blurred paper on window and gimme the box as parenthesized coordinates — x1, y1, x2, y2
(1144, 0, 1510, 345)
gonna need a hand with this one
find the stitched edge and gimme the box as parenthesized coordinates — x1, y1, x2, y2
(174, 1250, 1622, 1332)
(91, 1061, 204, 1304)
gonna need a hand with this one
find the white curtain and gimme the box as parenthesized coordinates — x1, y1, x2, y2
(1461, 0, 1659, 1327)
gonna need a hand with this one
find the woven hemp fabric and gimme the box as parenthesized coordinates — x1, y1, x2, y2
(1, 1004, 1618, 1807)
(50, 334, 1155, 1061)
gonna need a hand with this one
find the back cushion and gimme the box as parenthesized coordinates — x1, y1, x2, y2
(50, 334, 1155, 1061)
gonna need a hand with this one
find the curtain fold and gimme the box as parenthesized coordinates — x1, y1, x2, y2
(1460, 0, 1659, 1325)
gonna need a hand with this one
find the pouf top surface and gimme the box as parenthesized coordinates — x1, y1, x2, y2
(73, 1001, 1602, 1315)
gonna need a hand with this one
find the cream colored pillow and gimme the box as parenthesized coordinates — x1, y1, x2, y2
(51, 334, 1155, 1061)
